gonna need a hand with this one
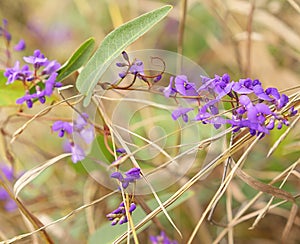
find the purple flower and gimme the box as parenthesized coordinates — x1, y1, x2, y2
(16, 91, 35, 108)
(163, 77, 177, 97)
(289, 106, 298, 116)
(110, 168, 141, 189)
(129, 60, 144, 75)
(42, 60, 61, 75)
(153, 74, 162, 83)
(63, 140, 85, 163)
(14, 39, 26, 51)
(125, 167, 141, 181)
(116, 148, 126, 154)
(44, 72, 61, 96)
(277, 94, 289, 110)
(74, 113, 89, 131)
(23, 49, 48, 70)
(252, 84, 272, 101)
(34, 86, 46, 104)
(171, 107, 193, 122)
(150, 231, 178, 244)
(174, 75, 198, 96)
(106, 201, 136, 225)
(232, 78, 256, 94)
(52, 121, 73, 137)
(199, 74, 234, 100)
(4, 61, 32, 84)
(70, 144, 85, 163)
(73, 113, 94, 144)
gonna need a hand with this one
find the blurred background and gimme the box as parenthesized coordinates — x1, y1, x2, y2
(0, 0, 299, 243)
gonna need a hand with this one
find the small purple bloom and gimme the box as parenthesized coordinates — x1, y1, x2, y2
(116, 62, 127, 67)
(118, 71, 127, 79)
(125, 167, 141, 181)
(23, 49, 48, 70)
(175, 75, 198, 96)
(35, 86, 46, 104)
(163, 76, 177, 97)
(153, 74, 162, 83)
(74, 113, 88, 131)
(70, 144, 85, 163)
(42, 60, 61, 75)
(122, 51, 129, 62)
(110, 167, 141, 189)
(171, 107, 193, 122)
(129, 60, 144, 75)
(253, 85, 272, 101)
(110, 171, 124, 181)
(44, 72, 60, 96)
(52, 121, 73, 137)
(116, 148, 126, 154)
(289, 106, 298, 116)
(150, 231, 178, 244)
(232, 78, 255, 94)
(4, 61, 32, 84)
(266, 118, 275, 130)
(63, 140, 85, 163)
(106, 201, 136, 225)
(16, 91, 35, 108)
(14, 39, 26, 51)
(277, 94, 289, 110)
(73, 113, 94, 144)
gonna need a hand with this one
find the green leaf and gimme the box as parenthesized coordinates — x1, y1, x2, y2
(57, 37, 95, 82)
(0, 70, 25, 107)
(76, 5, 172, 107)
(88, 190, 193, 244)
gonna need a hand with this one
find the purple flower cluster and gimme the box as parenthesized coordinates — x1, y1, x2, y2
(116, 51, 145, 79)
(164, 74, 297, 136)
(0, 165, 17, 212)
(150, 231, 178, 244)
(52, 113, 94, 163)
(110, 167, 141, 189)
(4, 49, 62, 108)
(106, 201, 136, 225)
(114, 51, 162, 88)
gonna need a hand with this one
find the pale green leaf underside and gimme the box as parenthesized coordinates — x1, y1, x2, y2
(76, 5, 172, 107)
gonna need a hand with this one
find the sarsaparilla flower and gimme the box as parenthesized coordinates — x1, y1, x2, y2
(106, 201, 137, 226)
(4, 49, 62, 108)
(150, 231, 178, 244)
(112, 51, 164, 89)
(110, 167, 141, 189)
(52, 113, 94, 163)
(163, 73, 297, 137)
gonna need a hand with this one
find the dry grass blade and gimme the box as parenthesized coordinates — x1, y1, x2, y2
(13, 153, 71, 197)
(213, 197, 299, 243)
(267, 115, 300, 157)
(281, 203, 299, 243)
(235, 168, 295, 202)
(249, 157, 298, 230)
(189, 136, 260, 244)
(287, 0, 300, 14)
(214, 158, 300, 242)
(0, 191, 116, 244)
